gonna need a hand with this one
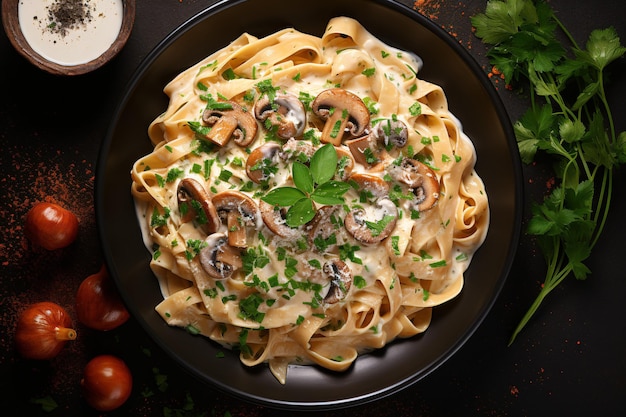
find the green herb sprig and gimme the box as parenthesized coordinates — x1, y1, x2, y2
(472, 0, 626, 344)
(261, 143, 351, 227)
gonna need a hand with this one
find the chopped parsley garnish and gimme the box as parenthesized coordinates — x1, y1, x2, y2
(409, 101, 422, 116)
(150, 207, 170, 227)
(166, 167, 184, 182)
(362, 67, 376, 77)
(353, 275, 367, 289)
(338, 243, 363, 264)
(429, 260, 447, 268)
(365, 214, 396, 237)
(313, 233, 337, 252)
(391, 235, 401, 255)
(185, 324, 201, 335)
(238, 293, 266, 323)
(155, 173, 165, 188)
(184, 239, 208, 260)
(242, 246, 271, 275)
(308, 259, 322, 269)
(222, 68, 237, 80)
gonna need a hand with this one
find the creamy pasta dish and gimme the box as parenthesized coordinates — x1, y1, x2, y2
(131, 17, 489, 384)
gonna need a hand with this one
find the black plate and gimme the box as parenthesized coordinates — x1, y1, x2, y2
(96, 0, 522, 410)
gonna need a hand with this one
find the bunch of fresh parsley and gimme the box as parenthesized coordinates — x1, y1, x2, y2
(472, 0, 626, 344)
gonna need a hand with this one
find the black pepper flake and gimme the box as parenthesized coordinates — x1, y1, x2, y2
(46, 0, 93, 37)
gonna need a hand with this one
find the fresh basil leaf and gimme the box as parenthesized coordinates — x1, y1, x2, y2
(310, 143, 337, 185)
(285, 198, 316, 226)
(292, 161, 314, 194)
(261, 187, 306, 206)
(311, 181, 351, 205)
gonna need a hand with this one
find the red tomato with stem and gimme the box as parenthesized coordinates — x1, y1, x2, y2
(14, 301, 77, 360)
(76, 265, 130, 331)
(81, 354, 133, 411)
(24, 202, 79, 250)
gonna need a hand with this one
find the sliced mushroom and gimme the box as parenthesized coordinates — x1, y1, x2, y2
(245, 142, 282, 184)
(280, 138, 317, 161)
(212, 191, 259, 248)
(347, 173, 390, 201)
(323, 259, 352, 304)
(254, 93, 306, 140)
(387, 158, 439, 211)
(202, 100, 258, 147)
(372, 118, 408, 148)
(345, 134, 383, 167)
(334, 147, 355, 180)
(177, 178, 220, 234)
(344, 173, 398, 244)
(308, 205, 342, 252)
(259, 200, 300, 239)
(312, 88, 370, 146)
(199, 233, 243, 279)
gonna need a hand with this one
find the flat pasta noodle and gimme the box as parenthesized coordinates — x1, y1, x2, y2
(131, 17, 489, 384)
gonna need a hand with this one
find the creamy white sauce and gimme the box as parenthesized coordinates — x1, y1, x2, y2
(18, 0, 124, 66)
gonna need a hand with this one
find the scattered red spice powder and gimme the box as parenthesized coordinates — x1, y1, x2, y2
(0, 144, 95, 266)
(486, 65, 512, 90)
(414, 0, 441, 20)
(0, 139, 97, 403)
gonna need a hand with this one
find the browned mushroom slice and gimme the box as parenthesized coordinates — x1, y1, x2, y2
(334, 147, 355, 180)
(259, 200, 300, 239)
(344, 198, 397, 244)
(177, 178, 221, 234)
(254, 93, 306, 140)
(323, 259, 352, 304)
(245, 142, 282, 184)
(201, 100, 258, 147)
(387, 158, 439, 211)
(348, 173, 390, 200)
(280, 138, 317, 161)
(344, 173, 398, 244)
(199, 233, 243, 279)
(312, 88, 370, 146)
(345, 134, 382, 167)
(212, 191, 259, 248)
(373, 118, 408, 148)
(308, 205, 342, 252)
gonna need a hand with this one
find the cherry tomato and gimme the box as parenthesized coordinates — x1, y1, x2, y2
(76, 265, 130, 331)
(25, 202, 79, 250)
(14, 301, 77, 360)
(81, 355, 132, 411)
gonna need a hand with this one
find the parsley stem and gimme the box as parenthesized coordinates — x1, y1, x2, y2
(553, 14, 580, 50)
(509, 255, 573, 346)
(597, 71, 617, 143)
(590, 168, 612, 248)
